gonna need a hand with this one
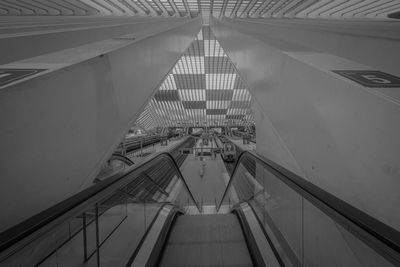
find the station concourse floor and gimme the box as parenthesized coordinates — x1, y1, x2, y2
(40, 137, 241, 266)
(178, 138, 230, 213)
(126, 137, 186, 163)
(227, 136, 256, 152)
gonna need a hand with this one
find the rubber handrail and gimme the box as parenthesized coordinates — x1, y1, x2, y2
(126, 203, 184, 267)
(0, 151, 200, 260)
(217, 150, 400, 264)
(110, 153, 135, 165)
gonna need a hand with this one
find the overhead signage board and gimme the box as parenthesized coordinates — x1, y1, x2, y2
(0, 68, 46, 88)
(332, 70, 400, 88)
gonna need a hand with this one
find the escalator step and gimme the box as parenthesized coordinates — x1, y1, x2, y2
(159, 214, 253, 267)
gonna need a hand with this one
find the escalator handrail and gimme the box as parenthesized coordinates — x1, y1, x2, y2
(217, 150, 400, 262)
(110, 153, 135, 165)
(0, 151, 200, 258)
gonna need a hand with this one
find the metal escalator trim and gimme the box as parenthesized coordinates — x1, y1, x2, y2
(126, 204, 183, 267)
(110, 153, 135, 165)
(142, 173, 169, 197)
(241, 200, 301, 267)
(0, 151, 200, 261)
(233, 201, 284, 267)
(217, 150, 400, 265)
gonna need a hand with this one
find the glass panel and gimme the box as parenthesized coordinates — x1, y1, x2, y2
(83, 205, 98, 263)
(96, 159, 129, 180)
(303, 200, 393, 267)
(38, 205, 98, 266)
(31, 234, 59, 266)
(1, 153, 199, 266)
(2, 232, 58, 266)
(219, 153, 397, 267)
(260, 163, 303, 263)
(97, 201, 144, 266)
(98, 193, 128, 246)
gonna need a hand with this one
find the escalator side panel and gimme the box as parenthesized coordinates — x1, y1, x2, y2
(234, 203, 281, 267)
(158, 214, 253, 267)
(126, 205, 182, 267)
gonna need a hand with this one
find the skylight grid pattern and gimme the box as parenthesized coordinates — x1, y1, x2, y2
(135, 27, 254, 129)
(227, 108, 248, 115)
(206, 74, 237, 89)
(187, 0, 199, 12)
(128, 0, 148, 13)
(174, 74, 206, 89)
(185, 40, 205, 57)
(206, 100, 230, 109)
(235, 0, 250, 17)
(196, 28, 203, 40)
(147, 0, 163, 13)
(232, 89, 251, 101)
(234, 75, 246, 89)
(206, 90, 234, 100)
(249, 0, 265, 16)
(204, 40, 225, 57)
(136, 108, 156, 129)
(154, 90, 180, 101)
(182, 101, 207, 109)
(179, 89, 206, 101)
(202, 27, 212, 39)
(159, 0, 174, 12)
(159, 74, 177, 90)
(230, 100, 251, 109)
(174, 0, 186, 10)
(207, 114, 225, 120)
(226, 114, 245, 120)
(7, 0, 398, 20)
(205, 56, 235, 74)
(173, 56, 205, 74)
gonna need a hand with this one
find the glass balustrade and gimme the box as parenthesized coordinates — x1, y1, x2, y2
(218, 151, 399, 267)
(0, 152, 199, 267)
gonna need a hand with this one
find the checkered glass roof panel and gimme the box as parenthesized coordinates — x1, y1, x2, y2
(136, 26, 254, 129)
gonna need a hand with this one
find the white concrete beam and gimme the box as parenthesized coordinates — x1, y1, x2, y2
(0, 17, 201, 232)
(211, 17, 400, 232)
(227, 17, 400, 77)
(0, 17, 191, 65)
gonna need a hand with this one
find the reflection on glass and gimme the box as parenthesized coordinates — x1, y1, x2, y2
(1, 153, 199, 267)
(219, 152, 396, 267)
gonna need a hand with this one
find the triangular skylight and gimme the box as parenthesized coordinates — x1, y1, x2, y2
(135, 26, 254, 130)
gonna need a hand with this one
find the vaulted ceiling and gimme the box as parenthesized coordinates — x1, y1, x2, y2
(0, 0, 398, 21)
(1, 1, 398, 129)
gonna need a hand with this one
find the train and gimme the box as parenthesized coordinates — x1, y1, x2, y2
(216, 136, 236, 162)
(221, 142, 236, 162)
(116, 132, 178, 154)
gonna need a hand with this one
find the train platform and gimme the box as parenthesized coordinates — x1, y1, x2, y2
(126, 137, 188, 163)
(95, 137, 190, 181)
(178, 138, 230, 214)
(227, 136, 256, 152)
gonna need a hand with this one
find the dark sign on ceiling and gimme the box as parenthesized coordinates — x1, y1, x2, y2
(333, 70, 400, 88)
(0, 68, 47, 88)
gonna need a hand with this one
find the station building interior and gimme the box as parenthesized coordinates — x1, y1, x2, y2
(0, 0, 399, 266)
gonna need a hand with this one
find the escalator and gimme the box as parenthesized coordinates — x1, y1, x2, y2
(157, 214, 252, 267)
(0, 151, 399, 266)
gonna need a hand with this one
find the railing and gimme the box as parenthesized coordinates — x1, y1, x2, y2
(0, 152, 199, 266)
(217, 151, 400, 266)
(109, 153, 134, 166)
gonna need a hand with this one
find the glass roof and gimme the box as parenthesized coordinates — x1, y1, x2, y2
(135, 26, 254, 130)
(2, 1, 397, 20)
